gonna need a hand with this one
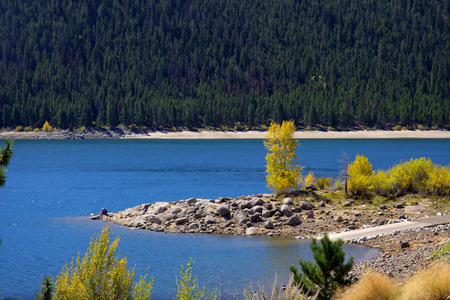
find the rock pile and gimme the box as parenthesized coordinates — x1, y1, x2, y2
(97, 194, 322, 236)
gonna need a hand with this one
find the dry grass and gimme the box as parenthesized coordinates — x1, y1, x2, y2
(243, 275, 308, 300)
(336, 270, 399, 300)
(401, 262, 450, 300)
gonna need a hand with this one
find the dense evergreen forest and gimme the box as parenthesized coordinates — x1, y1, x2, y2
(0, 0, 449, 130)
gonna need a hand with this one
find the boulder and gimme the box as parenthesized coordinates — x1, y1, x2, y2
(250, 212, 261, 222)
(187, 197, 197, 205)
(306, 211, 314, 218)
(299, 201, 314, 210)
(400, 241, 410, 249)
(394, 203, 405, 209)
(234, 211, 248, 225)
(318, 200, 326, 207)
(280, 205, 293, 217)
(193, 212, 205, 219)
(170, 207, 182, 215)
(249, 197, 264, 207)
(263, 201, 273, 210)
(154, 202, 170, 214)
(175, 217, 189, 225)
(188, 223, 199, 230)
(250, 205, 264, 214)
(264, 221, 274, 229)
(246, 227, 258, 235)
(288, 215, 302, 226)
(205, 215, 216, 224)
(282, 198, 294, 206)
(218, 205, 230, 216)
(151, 213, 172, 225)
(261, 209, 272, 218)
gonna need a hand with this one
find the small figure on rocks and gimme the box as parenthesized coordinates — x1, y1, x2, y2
(101, 208, 108, 216)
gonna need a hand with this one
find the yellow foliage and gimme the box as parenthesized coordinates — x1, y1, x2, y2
(42, 121, 52, 131)
(389, 158, 435, 192)
(348, 155, 373, 195)
(426, 165, 450, 195)
(316, 177, 331, 189)
(304, 171, 316, 187)
(371, 170, 391, 196)
(337, 271, 399, 300)
(401, 262, 450, 300)
(264, 120, 302, 195)
(54, 225, 153, 299)
(175, 259, 217, 300)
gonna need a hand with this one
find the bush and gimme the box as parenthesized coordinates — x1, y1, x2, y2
(316, 177, 331, 189)
(348, 155, 373, 195)
(337, 271, 399, 300)
(401, 262, 450, 300)
(175, 259, 217, 300)
(54, 225, 153, 299)
(304, 171, 316, 187)
(370, 170, 391, 196)
(243, 276, 306, 300)
(14, 125, 23, 131)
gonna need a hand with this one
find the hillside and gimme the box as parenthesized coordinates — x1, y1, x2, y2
(0, 0, 449, 130)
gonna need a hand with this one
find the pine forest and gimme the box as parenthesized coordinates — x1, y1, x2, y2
(0, 0, 449, 130)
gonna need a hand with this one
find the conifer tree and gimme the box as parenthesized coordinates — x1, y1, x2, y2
(37, 276, 54, 300)
(0, 139, 14, 187)
(290, 235, 354, 300)
(264, 120, 301, 195)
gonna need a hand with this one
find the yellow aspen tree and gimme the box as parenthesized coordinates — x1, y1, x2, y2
(264, 120, 302, 195)
(54, 225, 153, 300)
(42, 121, 52, 131)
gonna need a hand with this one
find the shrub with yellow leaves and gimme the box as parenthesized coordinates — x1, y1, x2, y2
(54, 225, 153, 299)
(348, 155, 373, 195)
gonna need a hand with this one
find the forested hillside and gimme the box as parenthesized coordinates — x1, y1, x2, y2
(0, 0, 449, 130)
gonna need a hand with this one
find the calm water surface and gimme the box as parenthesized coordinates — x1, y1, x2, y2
(0, 139, 448, 299)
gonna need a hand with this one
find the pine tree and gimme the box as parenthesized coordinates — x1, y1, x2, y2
(37, 276, 54, 300)
(0, 139, 14, 187)
(290, 235, 354, 300)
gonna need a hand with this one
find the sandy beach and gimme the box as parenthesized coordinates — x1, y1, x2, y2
(125, 130, 450, 139)
(1, 129, 448, 140)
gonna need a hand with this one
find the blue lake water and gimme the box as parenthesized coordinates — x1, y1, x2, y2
(0, 138, 449, 299)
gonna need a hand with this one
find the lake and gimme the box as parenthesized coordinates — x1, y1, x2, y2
(0, 138, 448, 299)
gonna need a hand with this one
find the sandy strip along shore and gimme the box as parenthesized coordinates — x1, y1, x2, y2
(0, 129, 448, 140)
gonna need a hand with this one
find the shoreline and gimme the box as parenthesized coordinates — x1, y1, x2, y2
(93, 193, 450, 282)
(0, 128, 449, 140)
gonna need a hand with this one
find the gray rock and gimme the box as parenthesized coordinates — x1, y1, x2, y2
(299, 201, 314, 210)
(264, 221, 274, 229)
(249, 197, 264, 207)
(175, 217, 189, 225)
(318, 200, 325, 207)
(250, 212, 261, 222)
(154, 202, 170, 214)
(250, 205, 264, 214)
(188, 223, 199, 230)
(335, 216, 343, 222)
(379, 204, 387, 210)
(394, 203, 405, 209)
(343, 200, 355, 207)
(400, 241, 410, 249)
(218, 205, 230, 216)
(281, 205, 293, 217)
(288, 215, 302, 226)
(261, 209, 272, 218)
(282, 198, 294, 206)
(246, 227, 258, 235)
(234, 211, 248, 225)
(187, 197, 197, 205)
(263, 201, 273, 210)
(193, 212, 205, 219)
(170, 207, 182, 215)
(152, 213, 172, 224)
(306, 211, 315, 218)
(205, 215, 216, 224)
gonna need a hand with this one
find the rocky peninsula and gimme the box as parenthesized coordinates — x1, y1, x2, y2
(93, 190, 450, 282)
